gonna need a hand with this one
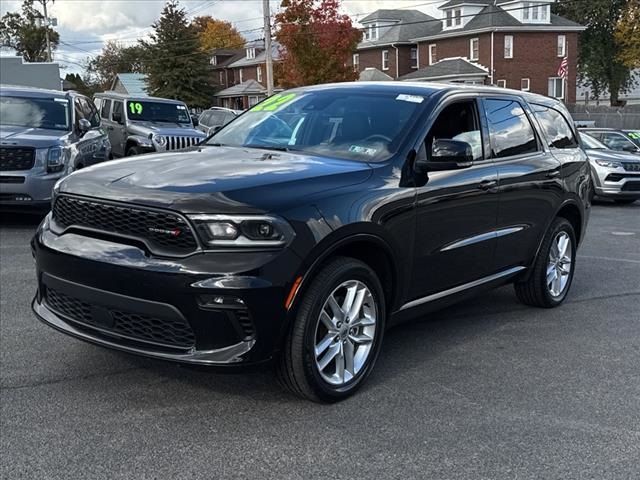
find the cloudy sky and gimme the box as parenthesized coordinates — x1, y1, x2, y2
(1, 0, 442, 74)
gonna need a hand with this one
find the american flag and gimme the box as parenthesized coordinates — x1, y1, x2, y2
(557, 57, 568, 79)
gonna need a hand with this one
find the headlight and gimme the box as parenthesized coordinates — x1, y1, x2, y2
(47, 146, 64, 173)
(189, 214, 295, 248)
(595, 159, 622, 168)
(152, 134, 167, 147)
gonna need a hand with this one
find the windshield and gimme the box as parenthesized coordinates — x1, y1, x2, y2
(625, 131, 640, 148)
(0, 95, 70, 131)
(207, 89, 425, 162)
(126, 100, 191, 124)
(580, 133, 607, 150)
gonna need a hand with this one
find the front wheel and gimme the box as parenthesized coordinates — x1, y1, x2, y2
(278, 257, 385, 402)
(515, 217, 576, 308)
(126, 145, 142, 157)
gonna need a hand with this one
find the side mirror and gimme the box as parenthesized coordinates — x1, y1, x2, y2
(210, 125, 223, 135)
(78, 118, 92, 134)
(192, 116, 199, 127)
(621, 143, 639, 153)
(112, 112, 123, 124)
(415, 139, 474, 172)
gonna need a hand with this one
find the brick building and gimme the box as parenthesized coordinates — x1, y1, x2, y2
(209, 40, 281, 109)
(351, 0, 584, 103)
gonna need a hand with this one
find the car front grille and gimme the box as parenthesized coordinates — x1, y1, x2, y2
(52, 195, 199, 256)
(0, 147, 36, 171)
(166, 136, 201, 151)
(621, 182, 640, 192)
(622, 162, 640, 172)
(45, 287, 196, 349)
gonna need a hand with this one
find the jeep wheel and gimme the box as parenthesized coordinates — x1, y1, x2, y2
(515, 217, 576, 308)
(278, 257, 385, 402)
(126, 145, 141, 157)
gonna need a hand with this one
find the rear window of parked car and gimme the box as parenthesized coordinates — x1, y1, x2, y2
(531, 104, 578, 149)
(484, 99, 538, 158)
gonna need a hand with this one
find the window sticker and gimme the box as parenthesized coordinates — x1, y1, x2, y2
(128, 102, 143, 114)
(396, 94, 424, 104)
(349, 145, 377, 156)
(177, 105, 187, 110)
(251, 93, 297, 112)
(628, 132, 640, 139)
(54, 98, 69, 103)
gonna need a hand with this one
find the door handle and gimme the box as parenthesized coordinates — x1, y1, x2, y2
(478, 179, 498, 191)
(546, 169, 561, 178)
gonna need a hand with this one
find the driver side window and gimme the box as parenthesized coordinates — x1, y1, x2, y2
(426, 100, 483, 161)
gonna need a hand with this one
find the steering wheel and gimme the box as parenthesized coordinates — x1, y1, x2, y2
(363, 134, 392, 143)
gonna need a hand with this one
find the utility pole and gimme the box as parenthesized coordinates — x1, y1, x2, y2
(262, 0, 274, 96)
(38, 0, 54, 62)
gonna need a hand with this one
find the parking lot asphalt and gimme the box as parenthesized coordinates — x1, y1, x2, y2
(1, 201, 639, 480)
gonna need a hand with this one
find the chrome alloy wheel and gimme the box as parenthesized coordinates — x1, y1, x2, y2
(313, 280, 377, 386)
(547, 231, 573, 297)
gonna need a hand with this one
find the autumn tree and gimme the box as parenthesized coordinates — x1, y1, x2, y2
(191, 15, 246, 50)
(615, 0, 640, 69)
(0, 0, 59, 62)
(141, 1, 214, 108)
(85, 41, 147, 90)
(275, 0, 362, 87)
(554, 0, 635, 105)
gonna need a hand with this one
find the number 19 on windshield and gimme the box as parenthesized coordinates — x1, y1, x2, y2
(129, 102, 143, 115)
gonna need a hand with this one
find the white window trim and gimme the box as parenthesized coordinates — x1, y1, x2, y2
(210, 56, 217, 66)
(504, 35, 513, 59)
(497, 79, 506, 88)
(548, 76, 565, 99)
(557, 35, 566, 57)
(521, 78, 530, 91)
(445, 10, 453, 28)
(239, 68, 244, 83)
(382, 50, 389, 71)
(246, 48, 256, 60)
(470, 38, 479, 61)
(353, 53, 359, 71)
(454, 9, 462, 26)
(410, 48, 418, 69)
(429, 44, 436, 65)
(256, 66, 262, 83)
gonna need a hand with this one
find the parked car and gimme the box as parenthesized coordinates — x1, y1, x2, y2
(33, 83, 590, 402)
(579, 128, 640, 155)
(580, 132, 639, 204)
(93, 92, 205, 157)
(1, 85, 110, 210)
(196, 107, 241, 136)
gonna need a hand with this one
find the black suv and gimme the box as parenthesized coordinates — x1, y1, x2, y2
(32, 83, 590, 402)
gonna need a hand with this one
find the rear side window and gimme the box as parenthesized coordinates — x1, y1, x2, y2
(199, 111, 212, 126)
(209, 111, 227, 126)
(600, 132, 637, 151)
(112, 101, 123, 121)
(531, 104, 578, 149)
(100, 99, 112, 119)
(484, 99, 538, 158)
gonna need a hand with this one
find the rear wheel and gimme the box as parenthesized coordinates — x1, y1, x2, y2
(614, 199, 637, 205)
(278, 257, 385, 402)
(515, 217, 576, 308)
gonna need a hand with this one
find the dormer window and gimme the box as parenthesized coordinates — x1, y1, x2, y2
(364, 23, 378, 41)
(246, 48, 256, 59)
(454, 9, 462, 26)
(445, 10, 452, 28)
(210, 56, 217, 66)
(523, 2, 549, 23)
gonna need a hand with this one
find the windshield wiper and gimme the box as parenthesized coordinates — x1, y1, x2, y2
(243, 144, 293, 152)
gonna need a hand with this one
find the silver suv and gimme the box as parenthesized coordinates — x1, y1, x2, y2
(94, 92, 205, 157)
(196, 107, 241, 136)
(1, 85, 111, 210)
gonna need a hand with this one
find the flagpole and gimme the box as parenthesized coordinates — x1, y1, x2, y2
(564, 39, 568, 104)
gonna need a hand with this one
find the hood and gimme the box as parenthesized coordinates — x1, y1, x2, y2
(585, 148, 640, 163)
(128, 121, 205, 138)
(0, 125, 69, 149)
(57, 145, 373, 213)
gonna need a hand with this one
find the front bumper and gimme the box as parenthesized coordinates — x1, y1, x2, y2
(591, 164, 640, 199)
(0, 169, 64, 208)
(32, 216, 302, 365)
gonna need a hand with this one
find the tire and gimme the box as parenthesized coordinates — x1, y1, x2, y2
(278, 257, 386, 402)
(126, 145, 141, 157)
(514, 217, 576, 308)
(614, 199, 637, 205)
